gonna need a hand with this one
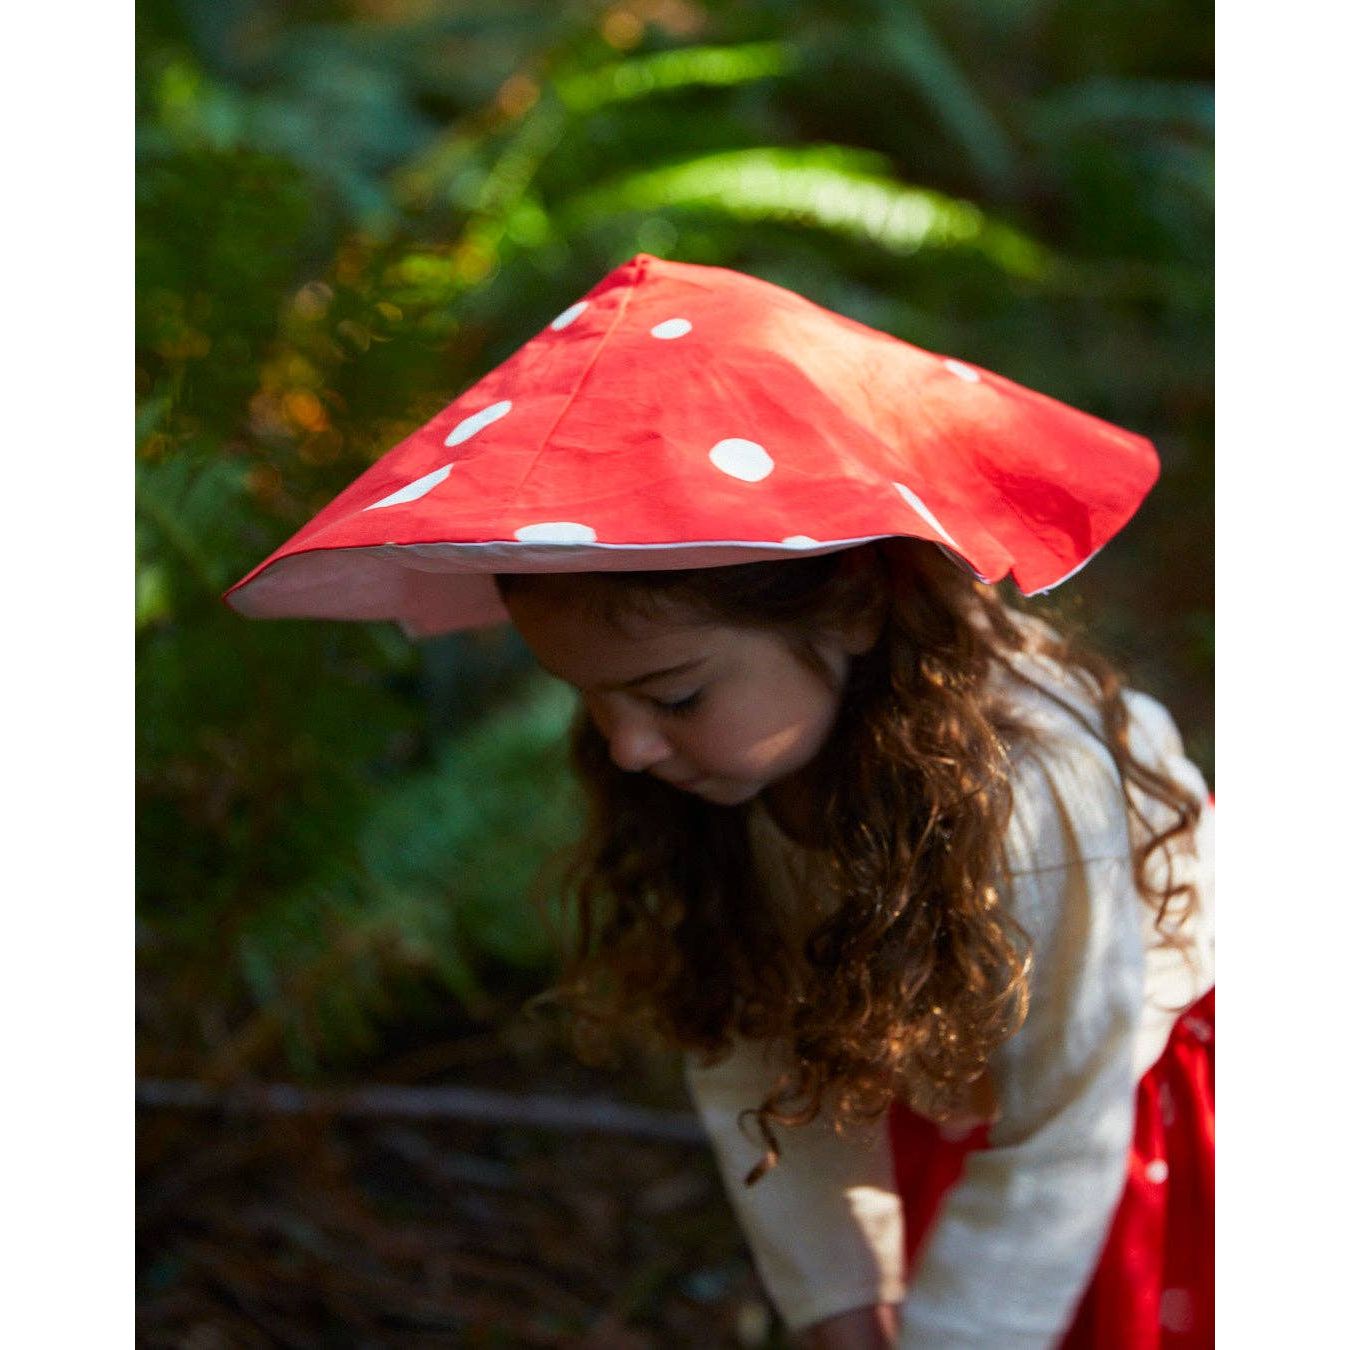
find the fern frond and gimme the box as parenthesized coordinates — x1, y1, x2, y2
(554, 41, 797, 112)
(135, 454, 253, 596)
(1027, 77, 1214, 139)
(228, 675, 579, 1068)
(561, 146, 1049, 277)
(868, 4, 1018, 194)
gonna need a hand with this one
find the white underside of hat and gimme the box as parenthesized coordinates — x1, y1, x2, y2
(226, 535, 894, 637)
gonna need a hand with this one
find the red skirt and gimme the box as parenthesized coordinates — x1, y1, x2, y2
(888, 989, 1215, 1347)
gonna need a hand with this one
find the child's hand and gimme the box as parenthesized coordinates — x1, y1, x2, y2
(801, 1303, 899, 1349)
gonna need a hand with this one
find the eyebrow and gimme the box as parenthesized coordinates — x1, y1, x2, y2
(543, 657, 706, 693)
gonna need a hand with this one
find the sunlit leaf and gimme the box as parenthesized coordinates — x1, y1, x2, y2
(136, 562, 173, 631)
(562, 146, 1050, 277)
(554, 41, 798, 112)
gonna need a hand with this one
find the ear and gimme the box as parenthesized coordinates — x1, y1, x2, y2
(831, 545, 887, 656)
(838, 608, 884, 656)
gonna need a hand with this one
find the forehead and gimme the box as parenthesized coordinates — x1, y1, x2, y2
(502, 577, 728, 688)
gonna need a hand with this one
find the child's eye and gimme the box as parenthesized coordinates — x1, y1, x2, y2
(652, 690, 703, 716)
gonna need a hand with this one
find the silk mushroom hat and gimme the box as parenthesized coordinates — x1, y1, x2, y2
(226, 253, 1159, 636)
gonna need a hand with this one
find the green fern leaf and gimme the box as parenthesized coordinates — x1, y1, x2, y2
(561, 146, 1050, 277)
(555, 41, 798, 112)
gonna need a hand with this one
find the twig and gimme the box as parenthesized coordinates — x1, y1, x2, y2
(377, 1124, 520, 1190)
(137, 1078, 707, 1145)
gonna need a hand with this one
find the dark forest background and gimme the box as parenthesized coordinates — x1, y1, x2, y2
(136, 1, 1212, 1342)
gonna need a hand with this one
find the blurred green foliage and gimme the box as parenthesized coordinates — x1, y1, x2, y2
(137, 0, 1212, 1079)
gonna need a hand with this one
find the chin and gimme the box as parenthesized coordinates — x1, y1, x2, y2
(694, 779, 761, 806)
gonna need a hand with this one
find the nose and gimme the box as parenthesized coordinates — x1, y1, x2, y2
(594, 703, 673, 774)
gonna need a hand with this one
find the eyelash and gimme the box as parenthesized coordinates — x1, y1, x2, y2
(652, 691, 703, 716)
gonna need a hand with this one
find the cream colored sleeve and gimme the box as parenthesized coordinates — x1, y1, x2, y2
(683, 1037, 903, 1332)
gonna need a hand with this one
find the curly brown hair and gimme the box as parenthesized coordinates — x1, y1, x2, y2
(495, 539, 1201, 1183)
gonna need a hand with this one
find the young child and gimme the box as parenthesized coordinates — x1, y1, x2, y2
(228, 255, 1214, 1348)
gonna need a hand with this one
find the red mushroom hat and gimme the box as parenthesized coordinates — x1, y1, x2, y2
(226, 253, 1158, 636)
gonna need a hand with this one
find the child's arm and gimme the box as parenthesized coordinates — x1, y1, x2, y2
(684, 1039, 903, 1336)
(801, 1303, 899, 1349)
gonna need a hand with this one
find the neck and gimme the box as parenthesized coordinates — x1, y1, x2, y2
(760, 769, 829, 849)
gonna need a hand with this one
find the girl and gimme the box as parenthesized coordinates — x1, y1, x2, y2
(228, 254, 1214, 1348)
(493, 542, 1212, 1350)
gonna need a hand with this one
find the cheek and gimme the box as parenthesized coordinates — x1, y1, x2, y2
(771, 682, 843, 764)
(748, 720, 814, 763)
(703, 695, 836, 774)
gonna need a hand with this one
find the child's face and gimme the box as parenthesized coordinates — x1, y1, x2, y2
(504, 581, 868, 810)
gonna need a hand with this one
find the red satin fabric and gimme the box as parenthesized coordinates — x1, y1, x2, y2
(888, 989, 1215, 1347)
